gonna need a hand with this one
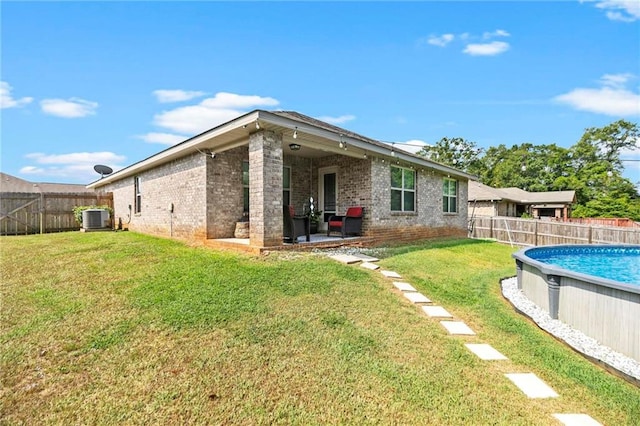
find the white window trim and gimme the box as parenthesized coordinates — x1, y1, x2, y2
(391, 165, 416, 212)
(443, 177, 458, 214)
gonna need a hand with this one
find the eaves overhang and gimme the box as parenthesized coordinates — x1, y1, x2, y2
(88, 109, 474, 189)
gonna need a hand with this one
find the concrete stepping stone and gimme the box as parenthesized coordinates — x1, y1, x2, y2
(392, 281, 417, 292)
(505, 373, 558, 398)
(422, 306, 453, 318)
(552, 414, 602, 426)
(329, 254, 362, 264)
(360, 262, 380, 270)
(464, 343, 508, 360)
(381, 270, 401, 278)
(352, 253, 379, 262)
(440, 321, 475, 335)
(403, 292, 431, 304)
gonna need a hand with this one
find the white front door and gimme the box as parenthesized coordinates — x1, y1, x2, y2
(318, 166, 338, 231)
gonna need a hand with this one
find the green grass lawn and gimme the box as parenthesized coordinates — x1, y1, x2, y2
(1, 232, 638, 425)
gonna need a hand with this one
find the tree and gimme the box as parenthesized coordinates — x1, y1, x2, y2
(416, 137, 484, 176)
(426, 120, 640, 220)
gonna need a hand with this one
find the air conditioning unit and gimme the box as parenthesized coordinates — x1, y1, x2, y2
(82, 209, 110, 230)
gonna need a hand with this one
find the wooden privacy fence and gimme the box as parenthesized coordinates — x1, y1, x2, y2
(469, 216, 640, 246)
(0, 192, 113, 236)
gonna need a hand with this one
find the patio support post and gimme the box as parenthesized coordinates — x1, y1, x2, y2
(249, 130, 283, 247)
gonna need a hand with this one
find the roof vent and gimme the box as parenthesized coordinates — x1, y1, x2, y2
(82, 209, 110, 230)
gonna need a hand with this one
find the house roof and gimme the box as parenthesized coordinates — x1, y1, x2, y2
(468, 181, 575, 204)
(87, 109, 475, 189)
(1, 172, 95, 194)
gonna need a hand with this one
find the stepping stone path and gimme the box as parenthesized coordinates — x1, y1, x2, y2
(381, 270, 401, 278)
(440, 320, 476, 335)
(505, 373, 559, 398)
(553, 414, 603, 426)
(465, 343, 508, 360)
(360, 262, 380, 270)
(392, 281, 416, 292)
(328, 254, 602, 425)
(403, 292, 431, 304)
(422, 305, 453, 318)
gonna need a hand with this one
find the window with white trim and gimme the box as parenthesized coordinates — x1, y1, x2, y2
(390, 166, 415, 212)
(134, 176, 142, 213)
(242, 161, 249, 213)
(283, 166, 291, 206)
(443, 178, 457, 213)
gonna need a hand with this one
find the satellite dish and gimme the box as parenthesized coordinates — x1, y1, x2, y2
(94, 164, 113, 178)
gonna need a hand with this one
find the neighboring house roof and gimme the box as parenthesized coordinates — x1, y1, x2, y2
(88, 109, 475, 189)
(468, 181, 575, 204)
(0, 172, 94, 193)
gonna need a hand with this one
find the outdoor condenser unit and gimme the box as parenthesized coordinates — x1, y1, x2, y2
(82, 209, 110, 230)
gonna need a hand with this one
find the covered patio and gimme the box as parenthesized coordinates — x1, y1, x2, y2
(206, 233, 375, 254)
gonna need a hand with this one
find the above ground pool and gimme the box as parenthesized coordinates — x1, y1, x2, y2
(523, 245, 640, 286)
(512, 245, 640, 363)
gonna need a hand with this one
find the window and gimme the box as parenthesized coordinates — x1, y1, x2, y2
(134, 176, 142, 213)
(242, 163, 291, 212)
(283, 166, 291, 206)
(390, 166, 415, 212)
(242, 161, 250, 213)
(443, 178, 457, 213)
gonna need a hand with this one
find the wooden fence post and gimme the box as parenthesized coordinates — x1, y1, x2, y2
(489, 218, 494, 239)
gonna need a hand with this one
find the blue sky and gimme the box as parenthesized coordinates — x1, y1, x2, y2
(2, 1, 639, 185)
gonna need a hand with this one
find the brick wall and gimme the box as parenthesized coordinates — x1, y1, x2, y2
(249, 130, 283, 247)
(207, 146, 248, 238)
(284, 155, 313, 214)
(368, 158, 468, 239)
(99, 153, 208, 240)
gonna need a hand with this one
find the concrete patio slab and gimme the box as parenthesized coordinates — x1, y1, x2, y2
(392, 281, 417, 292)
(440, 321, 476, 335)
(329, 254, 362, 264)
(360, 262, 380, 270)
(422, 306, 453, 318)
(403, 292, 431, 304)
(505, 373, 559, 398)
(381, 270, 401, 278)
(464, 343, 508, 360)
(352, 253, 380, 262)
(552, 414, 602, 426)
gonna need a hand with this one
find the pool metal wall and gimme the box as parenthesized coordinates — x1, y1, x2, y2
(514, 246, 640, 363)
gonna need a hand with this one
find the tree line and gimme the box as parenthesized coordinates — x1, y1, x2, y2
(416, 120, 640, 221)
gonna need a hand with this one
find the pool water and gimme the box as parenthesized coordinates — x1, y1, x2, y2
(527, 246, 640, 286)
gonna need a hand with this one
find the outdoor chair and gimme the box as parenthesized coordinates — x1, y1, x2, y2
(327, 206, 364, 238)
(283, 205, 310, 243)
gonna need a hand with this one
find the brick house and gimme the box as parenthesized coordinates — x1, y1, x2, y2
(88, 110, 474, 249)
(468, 181, 576, 220)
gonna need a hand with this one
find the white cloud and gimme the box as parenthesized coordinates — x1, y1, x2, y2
(592, 0, 640, 22)
(153, 89, 207, 103)
(316, 114, 356, 125)
(0, 81, 33, 109)
(20, 151, 126, 183)
(137, 132, 186, 145)
(483, 29, 510, 39)
(554, 73, 640, 116)
(40, 97, 98, 118)
(153, 92, 279, 135)
(600, 73, 633, 88)
(396, 139, 430, 154)
(425, 34, 455, 47)
(463, 41, 510, 56)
